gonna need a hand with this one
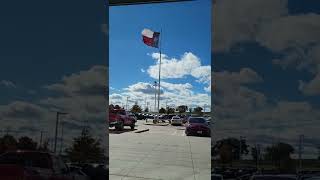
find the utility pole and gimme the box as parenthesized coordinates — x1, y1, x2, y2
(239, 136, 245, 161)
(39, 131, 44, 148)
(256, 144, 261, 170)
(299, 134, 304, 170)
(54, 111, 68, 154)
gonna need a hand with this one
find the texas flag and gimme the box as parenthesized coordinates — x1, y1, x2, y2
(141, 28, 160, 48)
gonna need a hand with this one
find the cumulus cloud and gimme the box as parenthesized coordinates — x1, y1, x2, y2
(213, 68, 320, 158)
(214, 0, 320, 98)
(257, 14, 320, 52)
(45, 65, 107, 97)
(0, 80, 16, 88)
(299, 73, 320, 96)
(147, 52, 211, 91)
(109, 81, 210, 111)
(213, 0, 288, 52)
(148, 52, 201, 79)
(124, 82, 163, 95)
(0, 65, 108, 155)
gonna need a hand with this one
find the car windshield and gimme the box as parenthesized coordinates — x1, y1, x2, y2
(0, 152, 51, 169)
(189, 118, 206, 124)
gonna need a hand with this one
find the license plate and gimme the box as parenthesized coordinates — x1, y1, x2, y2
(197, 131, 202, 134)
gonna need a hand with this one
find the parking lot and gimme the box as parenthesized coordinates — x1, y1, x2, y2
(109, 120, 211, 180)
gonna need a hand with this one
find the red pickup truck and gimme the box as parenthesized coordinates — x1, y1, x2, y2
(0, 151, 77, 180)
(109, 108, 136, 130)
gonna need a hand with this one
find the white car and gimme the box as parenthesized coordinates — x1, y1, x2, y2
(171, 116, 183, 125)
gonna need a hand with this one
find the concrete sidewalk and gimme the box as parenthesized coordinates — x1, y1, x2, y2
(109, 121, 210, 180)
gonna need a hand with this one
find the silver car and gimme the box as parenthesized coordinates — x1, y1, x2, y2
(171, 116, 183, 125)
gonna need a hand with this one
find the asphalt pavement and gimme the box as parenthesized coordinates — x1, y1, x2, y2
(109, 120, 211, 180)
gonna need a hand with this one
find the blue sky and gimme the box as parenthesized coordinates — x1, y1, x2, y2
(109, 0, 211, 110)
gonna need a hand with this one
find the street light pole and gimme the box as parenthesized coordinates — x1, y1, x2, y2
(299, 134, 304, 170)
(59, 121, 65, 155)
(153, 81, 157, 113)
(54, 111, 68, 154)
(126, 97, 129, 110)
(239, 136, 245, 161)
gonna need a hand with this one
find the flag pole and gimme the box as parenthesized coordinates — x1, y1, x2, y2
(157, 29, 162, 122)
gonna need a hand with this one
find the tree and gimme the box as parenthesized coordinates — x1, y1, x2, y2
(65, 129, 106, 164)
(0, 135, 18, 153)
(114, 105, 121, 109)
(188, 108, 192, 113)
(264, 142, 294, 171)
(159, 107, 166, 114)
(166, 107, 175, 114)
(17, 136, 37, 150)
(144, 107, 149, 113)
(212, 138, 249, 164)
(130, 104, 142, 113)
(193, 107, 203, 115)
(176, 105, 188, 114)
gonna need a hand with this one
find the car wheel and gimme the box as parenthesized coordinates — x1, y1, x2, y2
(115, 121, 124, 131)
(130, 124, 135, 130)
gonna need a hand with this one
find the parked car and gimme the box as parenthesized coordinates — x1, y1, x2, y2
(109, 107, 136, 130)
(185, 117, 211, 137)
(0, 150, 79, 180)
(136, 113, 146, 120)
(129, 113, 137, 122)
(170, 116, 183, 126)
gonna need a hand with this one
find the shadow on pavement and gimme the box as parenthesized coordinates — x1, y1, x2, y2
(109, 128, 137, 134)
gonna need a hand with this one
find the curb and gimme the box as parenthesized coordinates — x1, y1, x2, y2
(134, 129, 150, 133)
(143, 123, 169, 126)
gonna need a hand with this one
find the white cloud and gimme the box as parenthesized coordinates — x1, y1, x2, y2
(124, 82, 162, 95)
(299, 73, 320, 96)
(161, 81, 192, 92)
(147, 52, 211, 92)
(109, 81, 210, 111)
(140, 68, 145, 73)
(257, 14, 320, 52)
(191, 65, 211, 84)
(0, 80, 16, 88)
(213, 0, 288, 52)
(45, 65, 107, 96)
(147, 52, 201, 79)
